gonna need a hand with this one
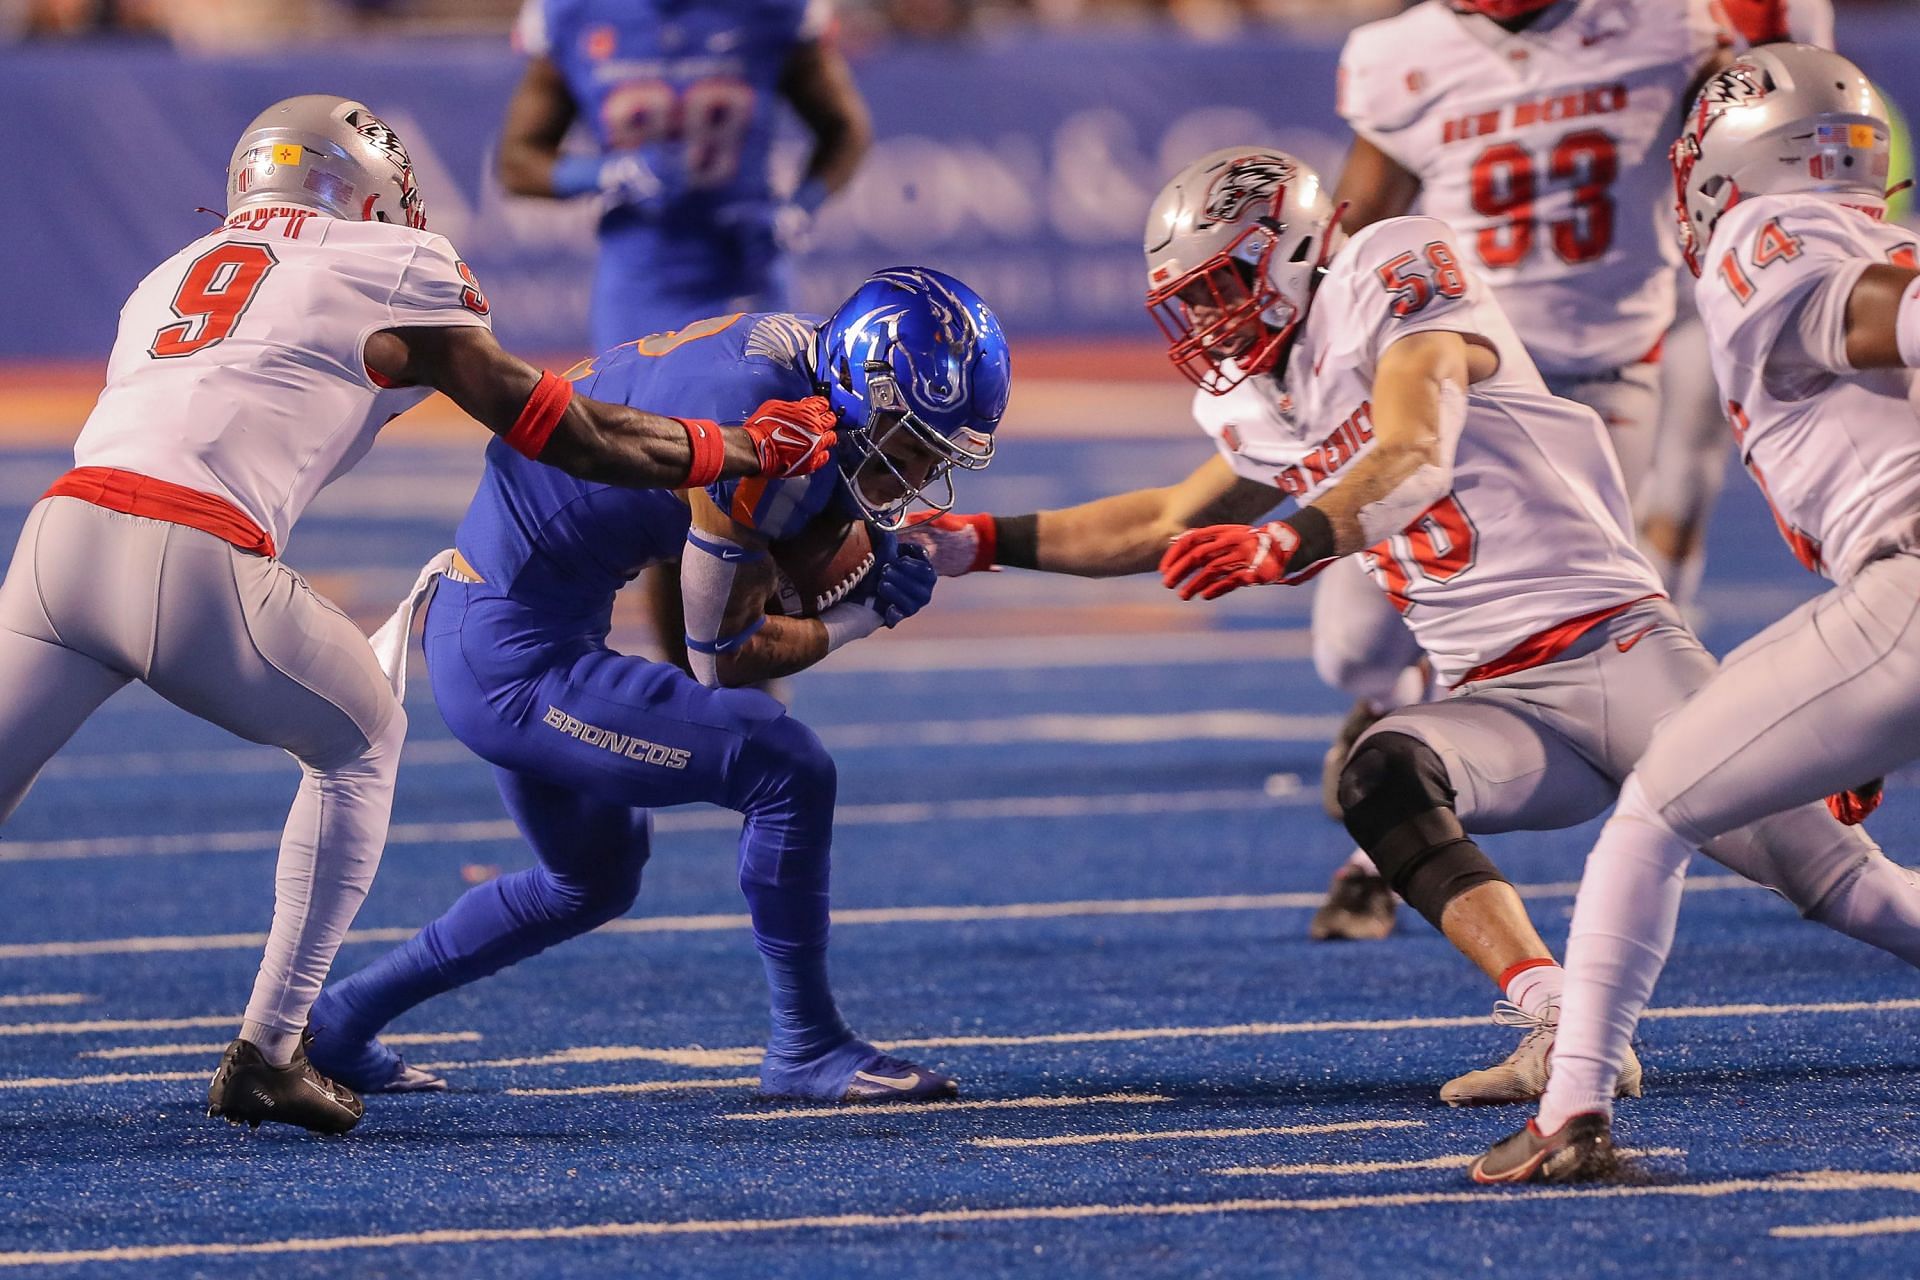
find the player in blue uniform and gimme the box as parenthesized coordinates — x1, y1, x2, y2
(500, 0, 872, 349)
(500, 0, 874, 674)
(307, 268, 1008, 1104)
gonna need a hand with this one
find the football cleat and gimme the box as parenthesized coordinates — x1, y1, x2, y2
(1321, 699, 1383, 819)
(206, 1033, 364, 1134)
(1440, 1000, 1643, 1106)
(761, 1040, 958, 1104)
(1469, 1112, 1617, 1184)
(1309, 865, 1397, 941)
(305, 1004, 446, 1094)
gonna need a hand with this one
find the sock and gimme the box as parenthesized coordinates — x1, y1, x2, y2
(321, 866, 630, 1043)
(1809, 856, 1920, 967)
(743, 871, 853, 1065)
(239, 1020, 300, 1066)
(1344, 847, 1381, 877)
(1536, 776, 1693, 1133)
(1500, 957, 1563, 1018)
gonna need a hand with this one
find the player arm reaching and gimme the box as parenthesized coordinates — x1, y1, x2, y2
(1840, 265, 1920, 368)
(778, 35, 873, 217)
(901, 454, 1282, 579)
(1161, 330, 1495, 600)
(679, 490, 936, 688)
(363, 326, 836, 488)
(496, 53, 580, 199)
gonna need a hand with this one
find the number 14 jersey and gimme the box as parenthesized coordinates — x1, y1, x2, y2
(1339, 0, 1727, 376)
(1192, 217, 1663, 686)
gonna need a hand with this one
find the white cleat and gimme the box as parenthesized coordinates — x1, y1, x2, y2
(1440, 999, 1643, 1107)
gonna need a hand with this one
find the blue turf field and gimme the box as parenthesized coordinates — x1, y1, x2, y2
(2, 437, 1919, 1278)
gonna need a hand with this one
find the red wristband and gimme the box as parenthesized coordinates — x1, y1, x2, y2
(971, 513, 999, 573)
(678, 417, 725, 488)
(502, 371, 573, 459)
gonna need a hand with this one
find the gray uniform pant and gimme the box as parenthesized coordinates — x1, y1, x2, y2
(0, 497, 405, 1044)
(1640, 549, 1920, 845)
(1355, 596, 1874, 915)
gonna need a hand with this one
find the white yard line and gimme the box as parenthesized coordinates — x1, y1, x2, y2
(1210, 1147, 1683, 1177)
(35, 710, 1344, 781)
(505, 1077, 760, 1098)
(725, 1092, 1171, 1121)
(967, 1119, 1423, 1149)
(2, 1170, 1914, 1268)
(0, 784, 1308, 864)
(77, 1031, 479, 1060)
(1772, 1214, 1920, 1239)
(0, 993, 89, 1008)
(0, 873, 1761, 960)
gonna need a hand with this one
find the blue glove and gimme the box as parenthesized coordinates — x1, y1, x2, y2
(848, 534, 938, 628)
(551, 152, 663, 213)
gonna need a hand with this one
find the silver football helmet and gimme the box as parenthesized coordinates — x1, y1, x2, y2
(1144, 147, 1341, 394)
(1672, 44, 1891, 277)
(226, 94, 428, 230)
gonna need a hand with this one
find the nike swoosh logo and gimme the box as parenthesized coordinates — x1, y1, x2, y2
(853, 1069, 920, 1089)
(1615, 625, 1656, 653)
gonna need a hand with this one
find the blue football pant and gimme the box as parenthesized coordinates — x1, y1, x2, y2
(319, 582, 853, 1065)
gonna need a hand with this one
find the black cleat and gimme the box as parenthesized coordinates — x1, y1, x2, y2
(206, 1033, 364, 1135)
(1320, 699, 1383, 820)
(1469, 1112, 1616, 1184)
(1309, 865, 1397, 941)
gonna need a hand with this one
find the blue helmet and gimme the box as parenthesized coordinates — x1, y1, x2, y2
(811, 267, 1010, 531)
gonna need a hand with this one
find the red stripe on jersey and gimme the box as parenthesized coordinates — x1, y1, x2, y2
(1452, 593, 1662, 687)
(44, 467, 275, 557)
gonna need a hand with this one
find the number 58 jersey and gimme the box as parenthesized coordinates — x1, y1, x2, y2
(1339, 0, 1727, 376)
(73, 211, 492, 554)
(1194, 217, 1664, 686)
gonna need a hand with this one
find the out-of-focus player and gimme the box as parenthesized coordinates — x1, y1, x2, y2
(0, 95, 837, 1135)
(309, 269, 1005, 1105)
(1477, 46, 1920, 1183)
(909, 148, 1920, 1104)
(501, 0, 870, 348)
(500, 0, 873, 679)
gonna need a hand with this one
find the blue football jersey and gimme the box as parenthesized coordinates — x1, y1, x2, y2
(454, 311, 843, 622)
(516, 0, 824, 228)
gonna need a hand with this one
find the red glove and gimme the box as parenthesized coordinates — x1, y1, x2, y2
(899, 511, 997, 576)
(742, 396, 839, 477)
(1827, 778, 1885, 826)
(1159, 521, 1331, 601)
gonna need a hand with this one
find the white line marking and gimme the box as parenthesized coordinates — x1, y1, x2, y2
(77, 1031, 480, 1061)
(35, 711, 1345, 782)
(0, 1068, 206, 1091)
(778, 628, 1315, 675)
(0, 1015, 235, 1038)
(506, 1077, 760, 1098)
(0, 993, 89, 1008)
(0, 785, 1306, 864)
(726, 1092, 1171, 1121)
(3, 1170, 1914, 1267)
(1772, 1214, 1920, 1240)
(0, 873, 1761, 960)
(1210, 1147, 1683, 1177)
(968, 1119, 1423, 1149)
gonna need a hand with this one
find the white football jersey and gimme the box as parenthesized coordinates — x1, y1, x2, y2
(75, 211, 492, 553)
(1339, 0, 1727, 376)
(1695, 193, 1920, 583)
(1195, 216, 1662, 685)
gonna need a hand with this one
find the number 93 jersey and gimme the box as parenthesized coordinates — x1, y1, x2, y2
(1695, 194, 1920, 584)
(1339, 0, 1728, 377)
(1196, 217, 1663, 686)
(515, 0, 827, 217)
(73, 211, 492, 554)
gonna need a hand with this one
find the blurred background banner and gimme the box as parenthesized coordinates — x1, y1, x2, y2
(3, 14, 1917, 359)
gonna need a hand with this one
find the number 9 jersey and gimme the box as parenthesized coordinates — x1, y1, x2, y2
(1338, 0, 1728, 377)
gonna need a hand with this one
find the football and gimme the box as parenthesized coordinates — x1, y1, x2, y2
(768, 518, 875, 617)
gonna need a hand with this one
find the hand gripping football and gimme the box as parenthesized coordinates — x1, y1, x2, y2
(769, 519, 875, 617)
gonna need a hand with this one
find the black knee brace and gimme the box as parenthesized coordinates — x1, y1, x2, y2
(1338, 732, 1508, 931)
